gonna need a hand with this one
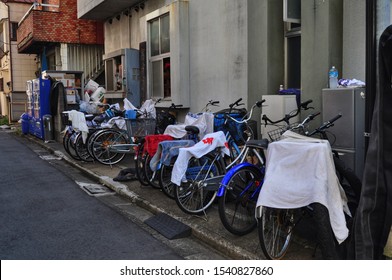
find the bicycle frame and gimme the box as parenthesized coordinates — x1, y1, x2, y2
(217, 162, 264, 197)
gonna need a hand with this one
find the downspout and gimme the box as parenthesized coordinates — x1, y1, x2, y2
(365, 0, 376, 153)
(4, 1, 13, 122)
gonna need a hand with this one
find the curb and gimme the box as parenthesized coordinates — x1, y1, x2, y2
(25, 133, 260, 260)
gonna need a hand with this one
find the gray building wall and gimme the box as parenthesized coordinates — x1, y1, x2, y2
(301, 0, 343, 120)
(96, 0, 370, 130)
(342, 0, 366, 81)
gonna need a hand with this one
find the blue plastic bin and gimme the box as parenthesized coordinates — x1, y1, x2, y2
(20, 113, 30, 135)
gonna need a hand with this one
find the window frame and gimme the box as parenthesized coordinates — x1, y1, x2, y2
(10, 22, 18, 41)
(145, 1, 190, 107)
(148, 12, 171, 99)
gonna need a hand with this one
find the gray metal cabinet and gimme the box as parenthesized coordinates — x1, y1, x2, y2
(322, 88, 366, 178)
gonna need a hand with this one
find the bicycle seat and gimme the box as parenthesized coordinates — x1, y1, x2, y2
(245, 139, 269, 149)
(185, 125, 200, 135)
(85, 114, 95, 121)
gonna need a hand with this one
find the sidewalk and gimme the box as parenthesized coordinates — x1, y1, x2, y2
(21, 131, 321, 260)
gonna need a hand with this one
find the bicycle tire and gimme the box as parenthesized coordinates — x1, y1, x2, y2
(174, 154, 223, 215)
(62, 129, 72, 154)
(86, 128, 105, 160)
(159, 157, 177, 199)
(66, 130, 82, 161)
(135, 142, 150, 186)
(74, 132, 94, 162)
(90, 129, 127, 165)
(258, 206, 296, 260)
(144, 153, 161, 189)
(218, 165, 262, 235)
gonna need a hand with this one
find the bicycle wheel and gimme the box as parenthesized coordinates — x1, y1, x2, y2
(159, 157, 177, 199)
(144, 153, 161, 189)
(62, 129, 72, 154)
(218, 165, 262, 235)
(135, 142, 150, 186)
(65, 130, 81, 161)
(174, 154, 223, 215)
(86, 128, 104, 160)
(90, 129, 128, 165)
(258, 206, 296, 260)
(74, 132, 94, 162)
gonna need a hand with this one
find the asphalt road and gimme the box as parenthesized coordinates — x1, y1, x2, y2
(0, 130, 185, 260)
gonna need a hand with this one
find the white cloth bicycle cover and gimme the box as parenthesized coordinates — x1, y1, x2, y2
(67, 110, 89, 143)
(171, 131, 230, 186)
(164, 112, 214, 139)
(256, 130, 350, 244)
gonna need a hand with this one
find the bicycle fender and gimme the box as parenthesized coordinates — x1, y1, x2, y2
(217, 162, 264, 197)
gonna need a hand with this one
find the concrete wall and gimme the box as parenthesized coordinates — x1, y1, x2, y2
(101, 0, 369, 124)
(248, 0, 284, 123)
(301, 0, 343, 121)
(188, 0, 248, 112)
(342, 0, 366, 81)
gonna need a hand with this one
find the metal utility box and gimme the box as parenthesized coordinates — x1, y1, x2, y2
(322, 88, 366, 178)
(103, 48, 140, 106)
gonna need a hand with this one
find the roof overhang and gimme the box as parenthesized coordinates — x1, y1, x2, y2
(78, 0, 144, 21)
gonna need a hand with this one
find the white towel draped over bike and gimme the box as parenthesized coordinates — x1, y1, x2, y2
(171, 131, 230, 186)
(66, 110, 89, 143)
(256, 130, 351, 244)
(163, 112, 214, 139)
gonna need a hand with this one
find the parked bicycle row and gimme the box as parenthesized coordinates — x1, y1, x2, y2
(61, 97, 362, 260)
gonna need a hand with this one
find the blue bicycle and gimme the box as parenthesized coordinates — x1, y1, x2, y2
(173, 99, 265, 215)
(217, 100, 315, 236)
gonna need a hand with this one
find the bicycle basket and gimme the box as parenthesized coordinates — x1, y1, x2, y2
(125, 118, 156, 138)
(214, 110, 247, 145)
(267, 122, 299, 142)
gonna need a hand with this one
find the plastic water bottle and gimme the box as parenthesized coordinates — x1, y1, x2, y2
(329, 66, 338, 89)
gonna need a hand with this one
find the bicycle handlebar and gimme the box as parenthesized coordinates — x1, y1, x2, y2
(262, 99, 313, 126)
(170, 103, 183, 109)
(300, 99, 313, 110)
(307, 113, 342, 137)
(229, 98, 244, 109)
(224, 99, 266, 124)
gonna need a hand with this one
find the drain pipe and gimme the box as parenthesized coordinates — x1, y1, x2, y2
(2, 1, 14, 123)
(365, 0, 376, 153)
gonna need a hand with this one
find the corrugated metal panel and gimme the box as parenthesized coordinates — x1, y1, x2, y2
(67, 44, 104, 82)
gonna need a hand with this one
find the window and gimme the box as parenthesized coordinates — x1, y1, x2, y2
(285, 23, 301, 88)
(146, 2, 190, 107)
(284, 0, 301, 23)
(0, 78, 4, 92)
(10, 22, 18, 41)
(149, 13, 171, 98)
(284, 0, 301, 88)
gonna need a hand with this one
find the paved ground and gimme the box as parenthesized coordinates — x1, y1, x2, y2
(5, 126, 324, 260)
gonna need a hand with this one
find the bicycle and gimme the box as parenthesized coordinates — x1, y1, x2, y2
(217, 99, 315, 236)
(172, 99, 265, 215)
(135, 101, 185, 187)
(86, 98, 168, 167)
(153, 100, 221, 198)
(256, 113, 362, 260)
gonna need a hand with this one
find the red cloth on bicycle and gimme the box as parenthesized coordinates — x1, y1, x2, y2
(144, 134, 173, 156)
